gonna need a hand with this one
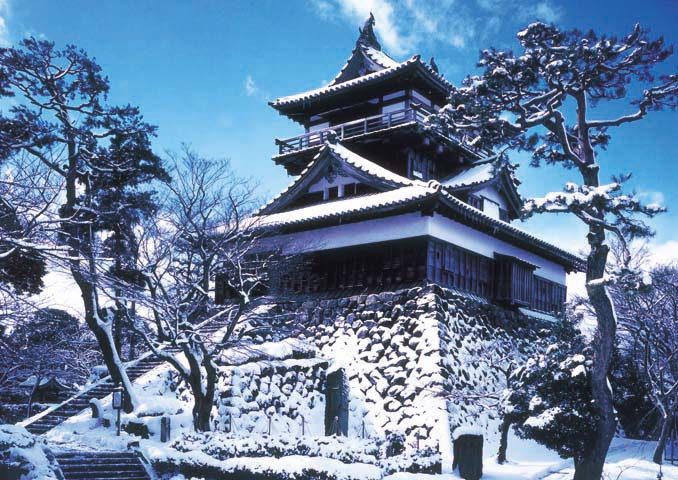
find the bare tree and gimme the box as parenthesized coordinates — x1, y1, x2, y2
(124, 147, 282, 432)
(445, 338, 521, 464)
(614, 262, 678, 463)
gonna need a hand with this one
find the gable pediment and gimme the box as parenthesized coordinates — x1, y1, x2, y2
(441, 160, 523, 220)
(258, 142, 416, 215)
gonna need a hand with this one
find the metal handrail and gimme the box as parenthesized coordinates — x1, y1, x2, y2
(276, 107, 422, 154)
(275, 105, 492, 158)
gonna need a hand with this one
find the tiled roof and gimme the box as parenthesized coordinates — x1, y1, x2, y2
(442, 163, 496, 189)
(328, 45, 400, 87)
(271, 56, 451, 108)
(328, 143, 416, 187)
(257, 142, 421, 215)
(255, 181, 584, 271)
(258, 183, 437, 227)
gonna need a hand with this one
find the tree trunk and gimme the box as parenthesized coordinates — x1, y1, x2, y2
(62, 138, 136, 412)
(653, 414, 673, 464)
(574, 191, 617, 479)
(497, 417, 511, 464)
(26, 374, 41, 419)
(185, 347, 213, 432)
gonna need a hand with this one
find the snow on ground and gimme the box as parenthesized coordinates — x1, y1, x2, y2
(42, 361, 676, 480)
(38, 339, 675, 480)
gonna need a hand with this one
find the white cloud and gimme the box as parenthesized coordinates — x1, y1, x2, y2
(646, 240, 678, 266)
(0, 0, 10, 47)
(637, 190, 665, 207)
(244, 75, 259, 97)
(529, 1, 562, 23)
(310, 0, 561, 57)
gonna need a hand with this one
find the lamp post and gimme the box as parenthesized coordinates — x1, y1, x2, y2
(112, 384, 124, 436)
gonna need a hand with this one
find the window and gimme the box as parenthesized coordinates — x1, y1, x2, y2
(533, 276, 566, 315)
(383, 90, 406, 101)
(499, 208, 510, 222)
(467, 194, 483, 210)
(494, 254, 536, 306)
(410, 153, 437, 181)
(327, 186, 339, 200)
(411, 89, 432, 108)
(342, 183, 357, 197)
(307, 121, 330, 133)
(427, 239, 493, 297)
(382, 101, 405, 115)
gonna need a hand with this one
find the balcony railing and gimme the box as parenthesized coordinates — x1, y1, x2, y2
(275, 106, 493, 158)
(275, 107, 425, 155)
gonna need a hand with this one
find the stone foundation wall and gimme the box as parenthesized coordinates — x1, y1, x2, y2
(291, 285, 544, 459)
(207, 284, 546, 466)
(213, 356, 328, 437)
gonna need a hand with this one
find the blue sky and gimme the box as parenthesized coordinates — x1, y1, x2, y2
(1, 0, 677, 265)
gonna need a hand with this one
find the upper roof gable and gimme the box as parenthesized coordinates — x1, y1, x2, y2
(270, 15, 451, 112)
(441, 158, 524, 218)
(257, 140, 420, 215)
(329, 14, 400, 86)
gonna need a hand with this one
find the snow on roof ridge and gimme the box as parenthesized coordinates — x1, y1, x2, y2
(328, 45, 401, 87)
(256, 181, 582, 268)
(258, 184, 435, 227)
(441, 162, 496, 189)
(327, 142, 418, 188)
(272, 55, 452, 108)
(363, 46, 400, 69)
(257, 142, 422, 215)
(438, 189, 583, 263)
(272, 56, 420, 106)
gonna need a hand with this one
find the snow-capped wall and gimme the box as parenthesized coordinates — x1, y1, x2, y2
(289, 285, 543, 469)
(213, 352, 328, 437)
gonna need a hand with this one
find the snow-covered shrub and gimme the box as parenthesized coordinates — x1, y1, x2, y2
(172, 432, 379, 465)
(0, 425, 61, 480)
(382, 430, 406, 457)
(378, 447, 441, 474)
(508, 319, 596, 461)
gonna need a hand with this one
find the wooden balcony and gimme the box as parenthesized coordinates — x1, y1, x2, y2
(275, 105, 495, 162)
(275, 107, 424, 156)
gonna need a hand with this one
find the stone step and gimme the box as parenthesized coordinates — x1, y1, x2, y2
(55, 451, 151, 480)
(21, 318, 225, 435)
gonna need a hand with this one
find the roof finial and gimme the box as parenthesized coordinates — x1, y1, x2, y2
(429, 56, 439, 73)
(357, 12, 381, 51)
(325, 129, 339, 145)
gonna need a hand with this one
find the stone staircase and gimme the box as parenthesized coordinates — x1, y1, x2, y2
(21, 313, 232, 435)
(22, 352, 176, 435)
(54, 450, 152, 480)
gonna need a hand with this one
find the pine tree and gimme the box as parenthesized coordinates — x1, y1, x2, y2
(429, 22, 677, 479)
(509, 320, 597, 463)
(0, 38, 167, 411)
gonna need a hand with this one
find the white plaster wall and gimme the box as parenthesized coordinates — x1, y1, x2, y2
(307, 173, 356, 193)
(427, 214, 566, 283)
(474, 185, 508, 210)
(264, 212, 429, 255)
(262, 212, 567, 284)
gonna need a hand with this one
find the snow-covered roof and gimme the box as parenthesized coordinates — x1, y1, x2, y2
(259, 183, 437, 227)
(442, 163, 496, 189)
(18, 376, 70, 390)
(258, 141, 422, 215)
(328, 142, 415, 186)
(440, 159, 523, 218)
(256, 181, 583, 271)
(271, 56, 451, 109)
(328, 44, 401, 87)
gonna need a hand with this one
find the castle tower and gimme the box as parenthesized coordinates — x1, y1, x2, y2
(218, 15, 582, 318)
